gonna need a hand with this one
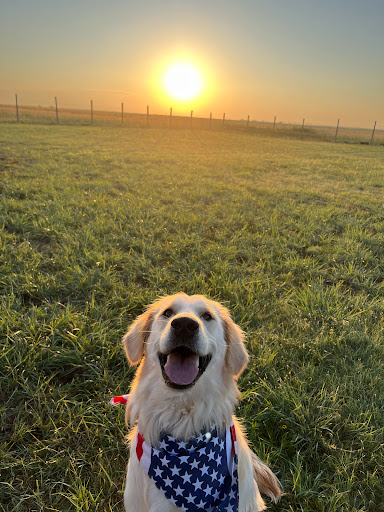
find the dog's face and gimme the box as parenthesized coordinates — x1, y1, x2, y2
(123, 293, 249, 391)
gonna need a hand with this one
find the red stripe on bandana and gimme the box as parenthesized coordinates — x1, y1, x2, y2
(136, 432, 144, 461)
(111, 395, 128, 405)
(230, 424, 237, 457)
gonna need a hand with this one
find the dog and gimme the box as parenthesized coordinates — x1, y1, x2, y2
(121, 293, 281, 511)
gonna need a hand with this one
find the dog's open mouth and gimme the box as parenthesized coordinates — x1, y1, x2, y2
(158, 347, 212, 390)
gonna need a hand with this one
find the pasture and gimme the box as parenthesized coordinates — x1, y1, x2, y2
(1, 124, 383, 511)
(1, 103, 383, 145)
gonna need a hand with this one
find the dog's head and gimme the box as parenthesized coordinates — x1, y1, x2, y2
(123, 293, 248, 391)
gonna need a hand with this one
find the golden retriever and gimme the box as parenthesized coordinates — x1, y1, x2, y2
(122, 293, 281, 511)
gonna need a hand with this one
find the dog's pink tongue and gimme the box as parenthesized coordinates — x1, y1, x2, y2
(164, 353, 199, 386)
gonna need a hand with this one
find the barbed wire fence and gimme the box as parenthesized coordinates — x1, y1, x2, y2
(1, 94, 383, 145)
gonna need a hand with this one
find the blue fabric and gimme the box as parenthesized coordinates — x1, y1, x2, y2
(139, 425, 238, 511)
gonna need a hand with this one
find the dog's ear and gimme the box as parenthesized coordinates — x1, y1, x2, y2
(122, 309, 153, 365)
(222, 309, 249, 377)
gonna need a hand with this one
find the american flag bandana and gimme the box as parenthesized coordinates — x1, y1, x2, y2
(136, 422, 239, 511)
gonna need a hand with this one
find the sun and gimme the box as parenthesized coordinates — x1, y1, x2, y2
(163, 63, 203, 101)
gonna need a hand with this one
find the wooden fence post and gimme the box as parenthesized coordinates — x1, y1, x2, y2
(147, 105, 149, 128)
(190, 110, 193, 128)
(91, 100, 93, 125)
(247, 115, 250, 128)
(55, 97, 59, 125)
(169, 107, 172, 129)
(273, 116, 276, 130)
(222, 113, 225, 128)
(370, 120, 377, 145)
(335, 119, 340, 142)
(210, 112, 212, 129)
(121, 102, 124, 125)
(302, 118, 305, 130)
(15, 94, 19, 123)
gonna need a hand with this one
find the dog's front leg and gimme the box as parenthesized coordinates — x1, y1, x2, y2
(147, 486, 180, 512)
(234, 418, 267, 512)
(124, 459, 178, 512)
(124, 428, 151, 512)
(124, 429, 179, 512)
(124, 457, 150, 512)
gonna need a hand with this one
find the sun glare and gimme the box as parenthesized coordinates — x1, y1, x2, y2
(163, 63, 203, 101)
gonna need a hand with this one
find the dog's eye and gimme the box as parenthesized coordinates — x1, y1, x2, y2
(163, 308, 174, 318)
(202, 312, 213, 321)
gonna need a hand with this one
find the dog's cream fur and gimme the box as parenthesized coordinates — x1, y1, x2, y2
(122, 293, 281, 511)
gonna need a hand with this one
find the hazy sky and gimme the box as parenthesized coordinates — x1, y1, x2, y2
(1, 0, 383, 128)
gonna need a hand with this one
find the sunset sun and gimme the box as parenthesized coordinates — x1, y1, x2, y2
(163, 62, 203, 101)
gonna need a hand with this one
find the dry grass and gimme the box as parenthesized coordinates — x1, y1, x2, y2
(0, 103, 383, 144)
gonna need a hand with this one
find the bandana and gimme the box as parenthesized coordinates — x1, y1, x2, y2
(136, 423, 239, 511)
(110, 394, 130, 405)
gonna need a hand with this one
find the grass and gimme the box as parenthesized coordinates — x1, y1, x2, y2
(1, 103, 383, 145)
(0, 123, 383, 511)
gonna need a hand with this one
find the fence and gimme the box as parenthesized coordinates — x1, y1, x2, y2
(1, 97, 383, 145)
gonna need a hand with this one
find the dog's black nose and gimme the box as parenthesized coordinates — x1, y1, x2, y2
(171, 317, 199, 337)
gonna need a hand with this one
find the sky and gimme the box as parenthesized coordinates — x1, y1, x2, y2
(1, 0, 383, 128)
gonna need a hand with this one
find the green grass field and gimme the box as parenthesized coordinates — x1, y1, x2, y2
(1, 124, 383, 511)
